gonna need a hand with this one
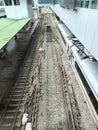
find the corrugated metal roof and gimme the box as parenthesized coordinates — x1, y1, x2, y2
(0, 18, 15, 31)
(0, 18, 30, 49)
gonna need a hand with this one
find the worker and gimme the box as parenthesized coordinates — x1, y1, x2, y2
(0, 49, 6, 60)
(15, 35, 17, 41)
(38, 47, 45, 59)
(38, 47, 43, 53)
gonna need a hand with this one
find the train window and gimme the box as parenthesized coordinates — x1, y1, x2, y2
(4, 0, 12, 6)
(13, 0, 20, 5)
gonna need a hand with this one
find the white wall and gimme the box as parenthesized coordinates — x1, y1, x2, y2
(4, 0, 30, 19)
(50, 5, 98, 61)
(34, 0, 38, 7)
(26, 1, 33, 18)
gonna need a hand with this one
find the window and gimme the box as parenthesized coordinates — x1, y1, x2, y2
(85, 1, 89, 8)
(91, 0, 97, 9)
(0, 1, 4, 6)
(4, 0, 12, 6)
(27, 0, 32, 5)
(76, 0, 98, 9)
(80, 0, 84, 7)
(76, 0, 80, 7)
(13, 0, 20, 5)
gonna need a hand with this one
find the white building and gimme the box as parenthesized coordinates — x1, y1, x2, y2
(50, 2, 98, 61)
(34, 0, 38, 7)
(4, 0, 32, 19)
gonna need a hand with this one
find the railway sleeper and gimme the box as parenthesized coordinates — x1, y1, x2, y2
(14, 83, 26, 86)
(7, 95, 24, 99)
(9, 90, 24, 94)
(3, 114, 20, 121)
(1, 120, 21, 129)
(16, 80, 27, 83)
(6, 108, 24, 114)
(8, 100, 24, 105)
(7, 105, 23, 111)
(1, 124, 13, 130)
(12, 90, 24, 93)
(4, 111, 21, 117)
(47, 127, 66, 130)
(17, 77, 27, 80)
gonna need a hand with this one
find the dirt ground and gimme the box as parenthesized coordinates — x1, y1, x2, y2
(37, 8, 97, 130)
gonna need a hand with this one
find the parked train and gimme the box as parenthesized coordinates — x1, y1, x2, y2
(57, 22, 98, 126)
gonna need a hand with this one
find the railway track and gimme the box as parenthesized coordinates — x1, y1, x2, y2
(46, 24, 71, 130)
(0, 16, 44, 130)
(37, 13, 82, 130)
(0, 25, 34, 105)
(0, 12, 83, 130)
(51, 15, 81, 130)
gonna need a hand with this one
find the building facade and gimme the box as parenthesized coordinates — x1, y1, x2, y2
(4, 0, 32, 19)
(50, 0, 98, 61)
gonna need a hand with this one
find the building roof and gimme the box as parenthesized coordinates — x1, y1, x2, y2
(0, 18, 30, 49)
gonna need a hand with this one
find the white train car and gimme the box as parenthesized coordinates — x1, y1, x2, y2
(57, 22, 98, 126)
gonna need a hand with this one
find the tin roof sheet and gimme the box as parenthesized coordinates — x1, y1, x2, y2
(0, 18, 30, 49)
